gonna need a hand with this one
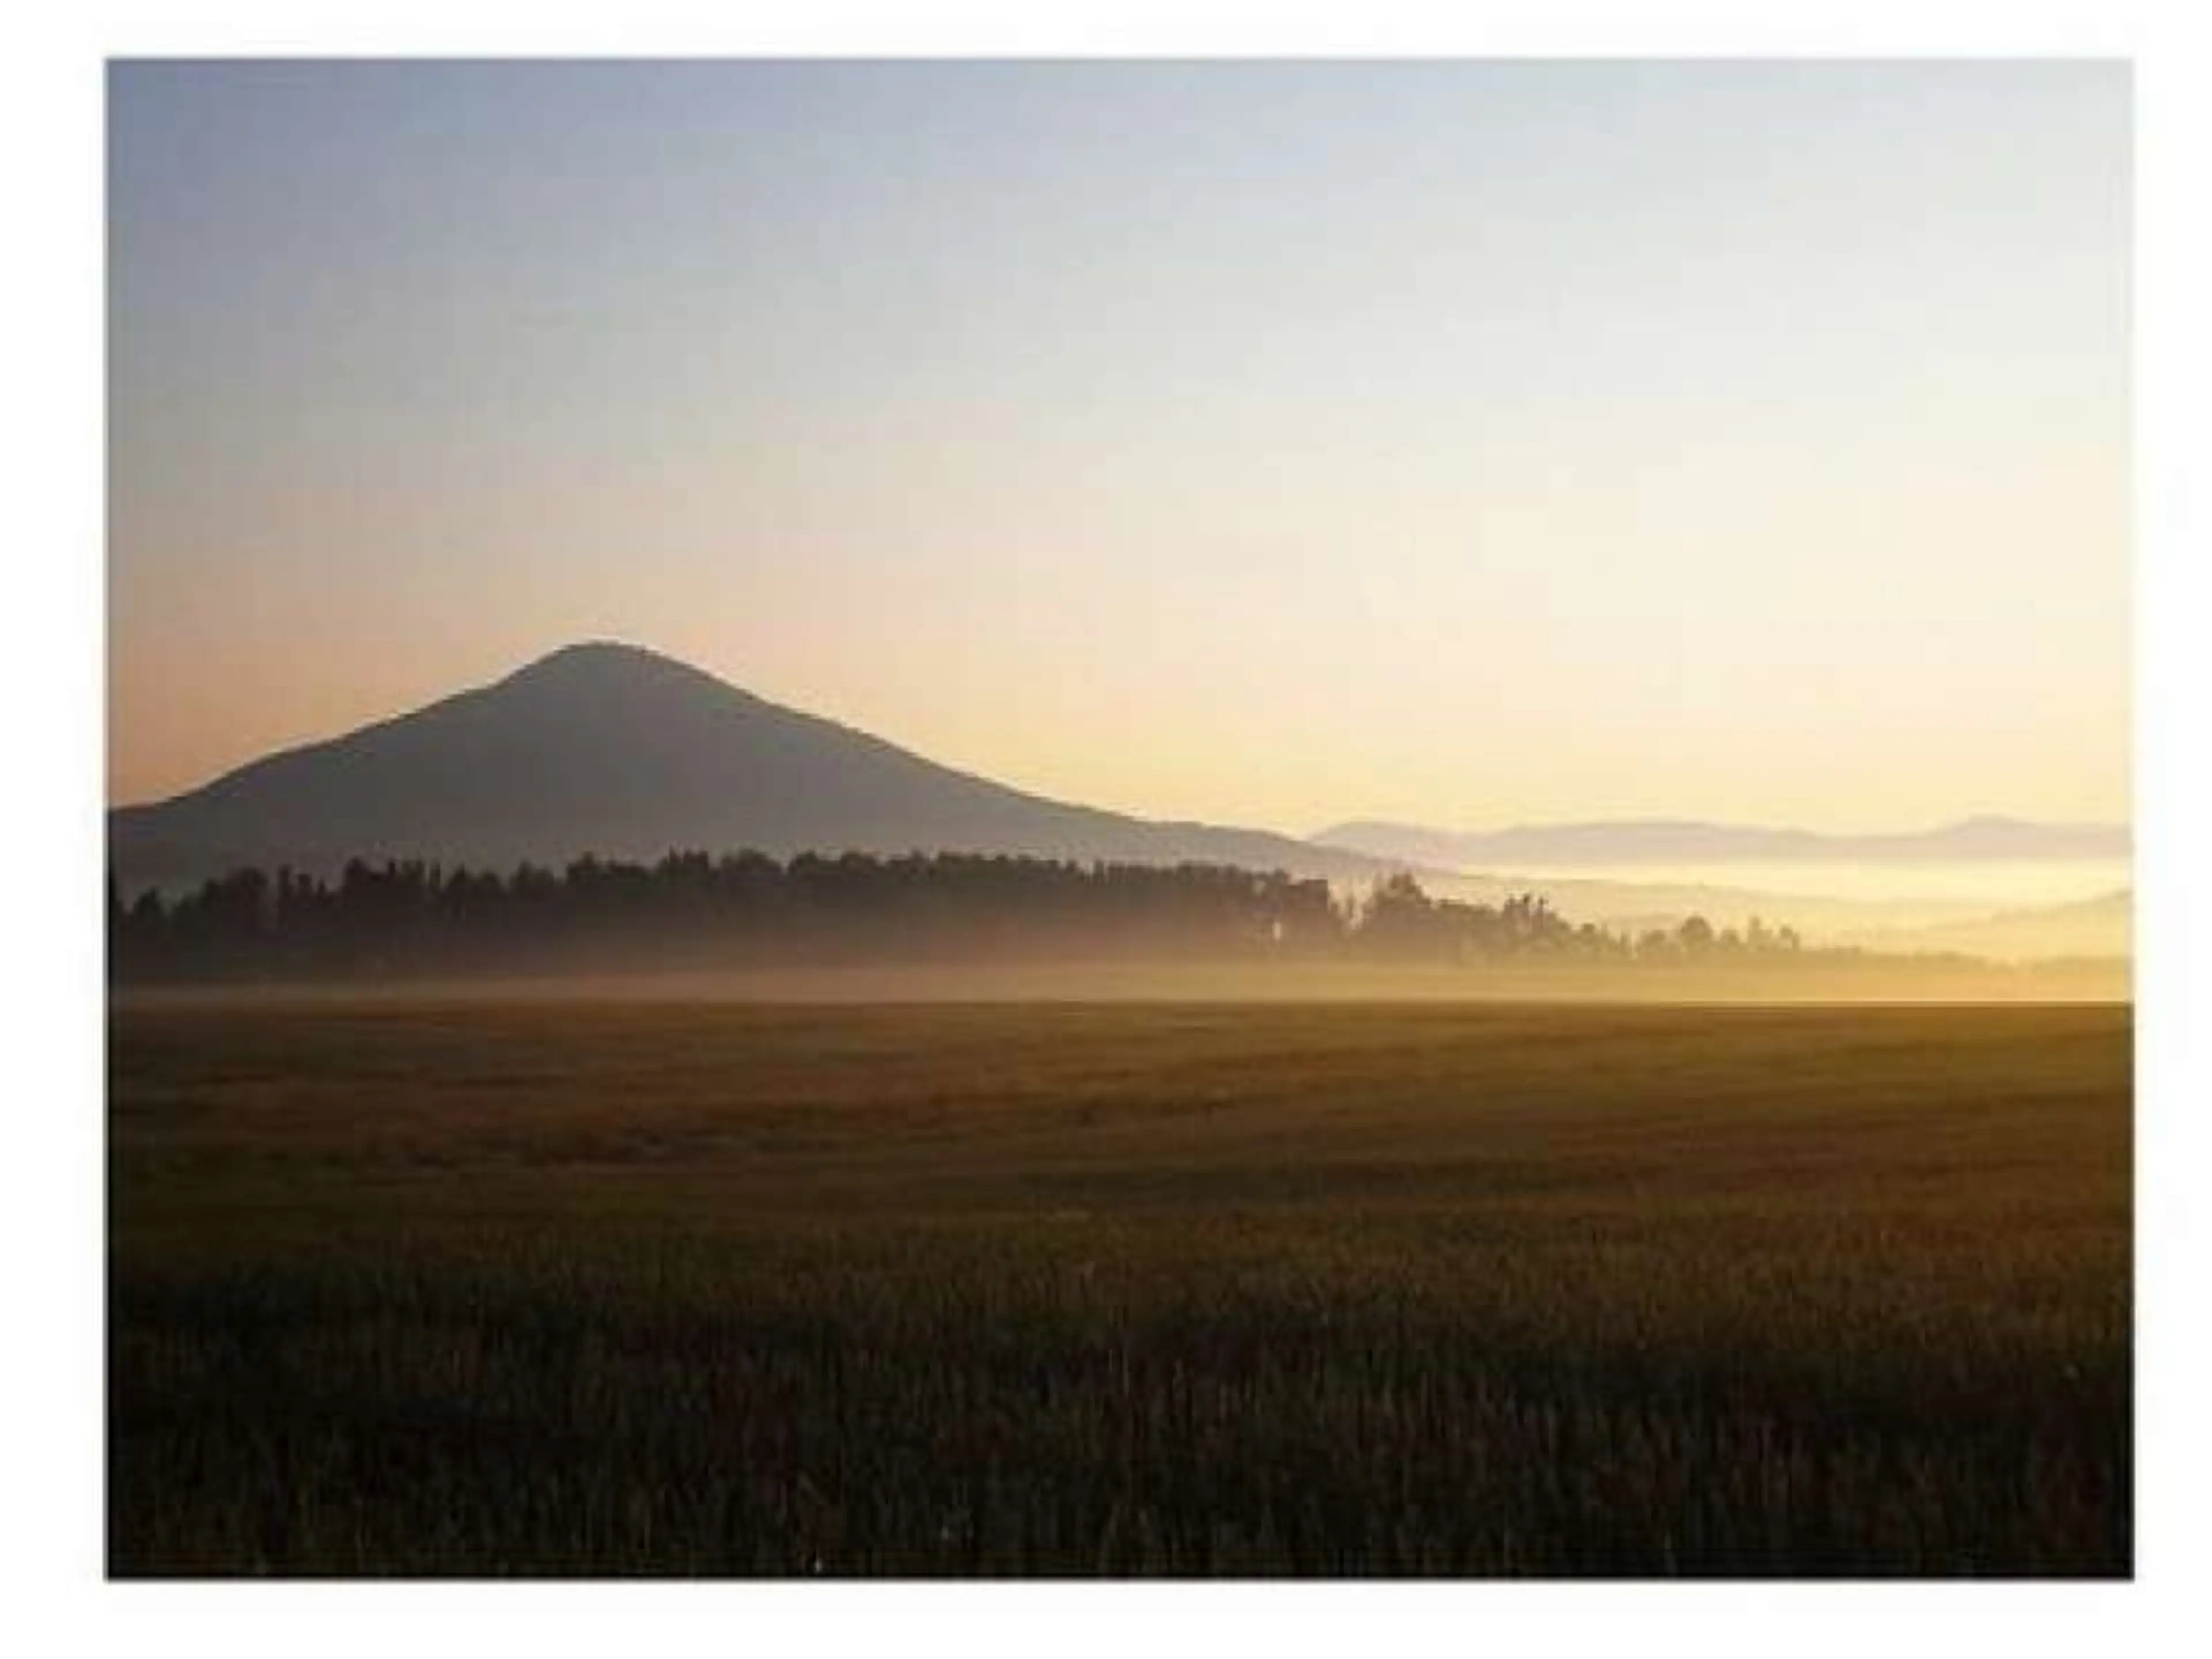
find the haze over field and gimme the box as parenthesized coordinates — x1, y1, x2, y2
(107, 641, 2129, 963)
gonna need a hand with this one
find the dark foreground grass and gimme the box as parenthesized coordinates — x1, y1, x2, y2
(108, 999, 2131, 1577)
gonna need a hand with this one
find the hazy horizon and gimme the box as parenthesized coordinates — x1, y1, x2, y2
(109, 62, 2128, 836)
(107, 634, 2131, 854)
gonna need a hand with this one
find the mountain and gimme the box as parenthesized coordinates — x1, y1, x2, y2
(109, 642, 1402, 891)
(1411, 869, 1995, 941)
(1845, 889, 2133, 964)
(1311, 815, 2130, 869)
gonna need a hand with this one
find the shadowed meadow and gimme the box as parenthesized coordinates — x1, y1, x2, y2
(108, 998, 2131, 1577)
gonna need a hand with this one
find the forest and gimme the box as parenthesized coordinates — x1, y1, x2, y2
(106, 850, 1827, 982)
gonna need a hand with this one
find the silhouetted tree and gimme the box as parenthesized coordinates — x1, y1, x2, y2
(106, 853, 1837, 984)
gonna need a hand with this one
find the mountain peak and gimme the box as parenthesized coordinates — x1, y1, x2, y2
(109, 642, 1393, 889)
(498, 639, 722, 690)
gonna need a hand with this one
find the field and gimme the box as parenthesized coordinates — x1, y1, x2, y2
(108, 998, 2132, 1577)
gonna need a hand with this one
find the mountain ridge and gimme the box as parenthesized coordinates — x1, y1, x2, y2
(1312, 814, 2130, 868)
(109, 642, 1402, 889)
(1846, 888, 2132, 963)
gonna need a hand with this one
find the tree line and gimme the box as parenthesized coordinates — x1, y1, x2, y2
(107, 851, 1816, 983)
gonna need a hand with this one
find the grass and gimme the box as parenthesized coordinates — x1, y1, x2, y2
(107, 999, 2131, 1577)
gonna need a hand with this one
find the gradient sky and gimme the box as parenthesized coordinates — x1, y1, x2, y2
(108, 60, 2129, 833)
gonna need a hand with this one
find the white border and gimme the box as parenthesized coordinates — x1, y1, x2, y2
(9, 5, 2208, 1654)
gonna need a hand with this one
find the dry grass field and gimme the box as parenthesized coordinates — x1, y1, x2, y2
(107, 998, 2131, 1577)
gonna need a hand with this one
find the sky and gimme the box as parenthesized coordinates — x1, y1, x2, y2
(107, 60, 2129, 834)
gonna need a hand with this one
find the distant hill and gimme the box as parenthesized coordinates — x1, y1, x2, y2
(1312, 815, 2130, 868)
(109, 642, 1403, 891)
(1845, 889, 2132, 964)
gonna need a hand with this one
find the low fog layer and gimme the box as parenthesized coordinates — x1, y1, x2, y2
(108, 642, 2130, 965)
(109, 851, 2127, 1004)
